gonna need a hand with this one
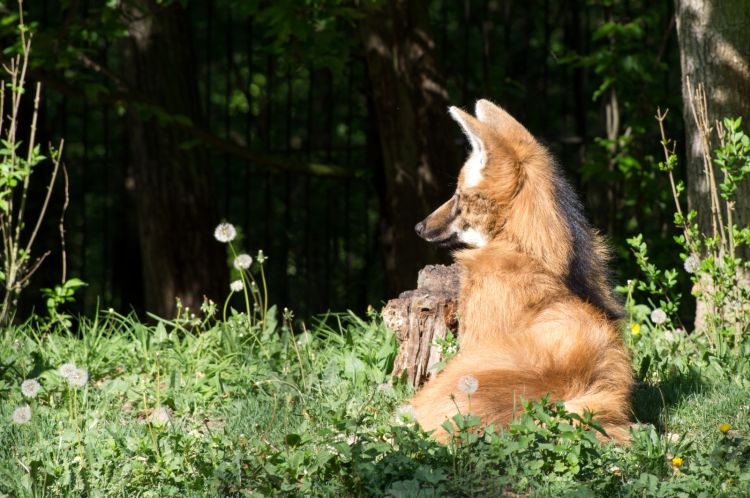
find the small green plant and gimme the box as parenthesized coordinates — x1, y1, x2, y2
(0, 7, 68, 325)
(0, 3, 82, 328)
(40, 277, 87, 329)
(431, 330, 458, 373)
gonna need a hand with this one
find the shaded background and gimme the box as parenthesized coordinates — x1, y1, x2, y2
(4, 0, 686, 320)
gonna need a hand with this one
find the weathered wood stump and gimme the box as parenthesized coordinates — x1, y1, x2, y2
(382, 264, 461, 388)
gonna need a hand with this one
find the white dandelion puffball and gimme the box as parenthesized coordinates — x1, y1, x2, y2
(457, 375, 479, 395)
(21, 379, 41, 398)
(650, 308, 668, 325)
(376, 383, 395, 397)
(214, 222, 237, 243)
(12, 405, 31, 424)
(396, 404, 417, 422)
(67, 368, 89, 388)
(58, 363, 77, 379)
(147, 406, 171, 426)
(233, 254, 253, 270)
(230, 280, 244, 292)
(684, 254, 700, 274)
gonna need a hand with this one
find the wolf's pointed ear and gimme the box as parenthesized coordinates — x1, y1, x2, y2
(474, 99, 534, 143)
(448, 106, 487, 166)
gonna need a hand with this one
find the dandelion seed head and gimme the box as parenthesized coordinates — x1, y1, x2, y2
(233, 254, 253, 270)
(67, 368, 89, 388)
(214, 223, 237, 243)
(12, 405, 31, 424)
(683, 254, 700, 274)
(650, 308, 667, 325)
(396, 404, 417, 423)
(376, 383, 395, 397)
(20, 379, 41, 398)
(58, 363, 77, 379)
(230, 280, 244, 292)
(147, 406, 171, 426)
(457, 375, 479, 395)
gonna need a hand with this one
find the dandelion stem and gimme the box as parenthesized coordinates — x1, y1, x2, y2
(286, 319, 307, 392)
(222, 292, 232, 323)
(259, 263, 269, 325)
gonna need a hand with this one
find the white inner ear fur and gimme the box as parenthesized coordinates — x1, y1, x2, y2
(463, 153, 484, 189)
(474, 101, 491, 123)
(449, 107, 485, 189)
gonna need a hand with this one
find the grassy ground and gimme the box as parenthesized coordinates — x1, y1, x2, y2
(1, 304, 750, 497)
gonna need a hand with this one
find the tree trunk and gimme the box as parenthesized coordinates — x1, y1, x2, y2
(361, 0, 459, 298)
(121, 1, 228, 317)
(675, 0, 750, 328)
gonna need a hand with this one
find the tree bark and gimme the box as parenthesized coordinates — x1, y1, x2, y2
(675, 0, 750, 328)
(361, 0, 459, 298)
(121, 1, 228, 317)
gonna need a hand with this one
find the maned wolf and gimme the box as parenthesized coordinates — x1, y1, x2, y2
(411, 100, 632, 441)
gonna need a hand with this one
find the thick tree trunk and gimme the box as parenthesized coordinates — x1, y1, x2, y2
(361, 0, 459, 297)
(675, 0, 750, 328)
(121, 1, 228, 317)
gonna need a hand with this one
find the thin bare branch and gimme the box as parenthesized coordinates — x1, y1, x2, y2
(655, 107, 692, 248)
(24, 140, 64, 257)
(688, 79, 725, 246)
(16, 250, 50, 288)
(59, 164, 70, 283)
(12, 81, 42, 259)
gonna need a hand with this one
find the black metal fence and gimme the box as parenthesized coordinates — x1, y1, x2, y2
(23, 0, 677, 318)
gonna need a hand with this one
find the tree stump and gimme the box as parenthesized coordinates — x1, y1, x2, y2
(382, 264, 461, 388)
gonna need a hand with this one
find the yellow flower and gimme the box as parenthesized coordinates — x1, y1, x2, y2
(671, 456, 684, 468)
(631, 323, 641, 335)
(720, 423, 731, 434)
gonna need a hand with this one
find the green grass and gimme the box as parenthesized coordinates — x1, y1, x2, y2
(2, 305, 750, 497)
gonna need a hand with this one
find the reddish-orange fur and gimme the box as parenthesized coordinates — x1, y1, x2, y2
(410, 100, 633, 442)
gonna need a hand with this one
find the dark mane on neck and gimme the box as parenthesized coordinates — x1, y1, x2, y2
(502, 150, 622, 319)
(553, 166, 623, 319)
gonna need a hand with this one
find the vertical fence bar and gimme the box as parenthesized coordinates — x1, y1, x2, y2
(344, 65, 353, 307)
(224, 8, 232, 216)
(244, 17, 253, 235)
(304, 67, 314, 313)
(282, 64, 293, 307)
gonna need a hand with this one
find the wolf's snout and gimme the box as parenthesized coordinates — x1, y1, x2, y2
(414, 221, 425, 237)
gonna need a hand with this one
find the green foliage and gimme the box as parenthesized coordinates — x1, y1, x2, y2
(3, 295, 750, 496)
(224, 0, 378, 76)
(715, 117, 750, 200)
(431, 330, 458, 373)
(558, 0, 680, 281)
(40, 278, 88, 329)
(618, 112, 750, 495)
